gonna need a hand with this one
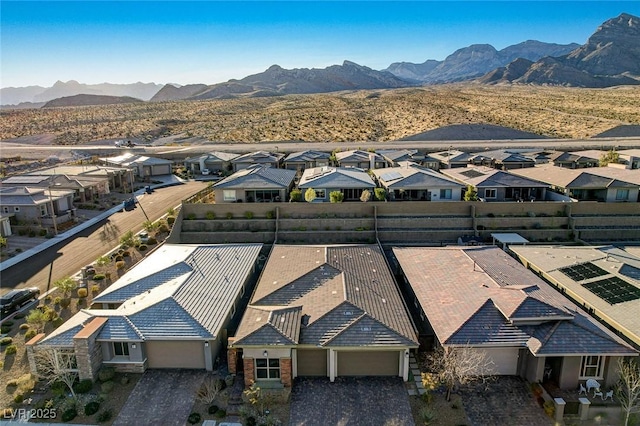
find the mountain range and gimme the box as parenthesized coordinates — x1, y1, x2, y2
(1, 13, 638, 107)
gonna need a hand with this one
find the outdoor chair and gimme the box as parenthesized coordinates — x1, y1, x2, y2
(603, 390, 614, 401)
(593, 389, 603, 399)
(578, 383, 587, 395)
(586, 378, 600, 394)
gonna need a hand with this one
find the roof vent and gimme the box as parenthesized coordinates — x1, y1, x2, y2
(344, 311, 353, 316)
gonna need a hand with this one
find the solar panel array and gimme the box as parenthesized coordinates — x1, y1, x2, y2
(460, 170, 485, 179)
(559, 263, 609, 281)
(619, 264, 640, 281)
(380, 171, 403, 182)
(582, 277, 640, 305)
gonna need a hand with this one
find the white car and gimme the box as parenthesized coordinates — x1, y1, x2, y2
(139, 232, 149, 244)
(202, 169, 211, 175)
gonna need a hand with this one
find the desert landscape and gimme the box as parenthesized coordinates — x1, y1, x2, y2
(1, 85, 639, 146)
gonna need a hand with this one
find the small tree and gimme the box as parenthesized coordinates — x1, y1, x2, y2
(304, 188, 316, 203)
(26, 309, 47, 333)
(330, 191, 344, 203)
(95, 255, 110, 269)
(197, 376, 224, 405)
(119, 230, 135, 247)
(34, 348, 78, 399)
(167, 207, 176, 216)
(428, 344, 495, 401)
(464, 185, 478, 201)
(289, 189, 302, 202)
(374, 188, 386, 201)
(54, 276, 77, 299)
(0, 235, 7, 249)
(617, 358, 640, 426)
(599, 149, 620, 167)
(360, 189, 371, 203)
(143, 220, 158, 232)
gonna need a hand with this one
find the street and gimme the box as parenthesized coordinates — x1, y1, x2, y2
(0, 181, 208, 294)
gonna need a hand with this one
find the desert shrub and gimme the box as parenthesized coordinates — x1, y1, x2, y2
(246, 416, 257, 426)
(122, 250, 131, 257)
(289, 189, 302, 202)
(208, 405, 219, 415)
(54, 297, 62, 305)
(167, 216, 175, 225)
(52, 317, 64, 328)
(0, 326, 10, 334)
(84, 401, 100, 416)
(61, 407, 77, 422)
(215, 409, 226, 419)
(13, 394, 24, 404)
(329, 191, 344, 203)
(147, 237, 157, 245)
(91, 285, 101, 294)
(3, 321, 14, 327)
(13, 312, 25, 319)
(19, 323, 30, 331)
(39, 229, 47, 236)
(28, 230, 36, 237)
(266, 210, 275, 219)
(59, 298, 71, 309)
(157, 223, 169, 233)
(93, 273, 106, 281)
(5, 344, 17, 355)
(25, 329, 37, 340)
(76, 299, 85, 307)
(244, 211, 254, 219)
(6, 379, 18, 388)
(73, 379, 93, 394)
(419, 406, 436, 424)
(138, 244, 148, 251)
(226, 212, 233, 219)
(205, 211, 216, 220)
(374, 188, 386, 201)
(101, 381, 114, 394)
(187, 412, 201, 424)
(1, 337, 13, 346)
(77, 288, 88, 298)
(543, 400, 555, 418)
(98, 367, 115, 382)
(116, 261, 125, 269)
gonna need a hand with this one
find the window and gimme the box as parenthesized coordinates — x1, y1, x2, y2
(2, 207, 8, 214)
(484, 188, 497, 199)
(440, 189, 452, 199)
(616, 189, 629, 201)
(580, 355, 604, 379)
(315, 189, 326, 199)
(255, 358, 280, 379)
(113, 342, 130, 357)
(223, 190, 236, 202)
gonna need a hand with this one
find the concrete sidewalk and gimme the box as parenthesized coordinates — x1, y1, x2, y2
(0, 175, 185, 274)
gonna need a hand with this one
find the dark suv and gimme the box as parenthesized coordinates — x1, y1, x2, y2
(0, 288, 40, 317)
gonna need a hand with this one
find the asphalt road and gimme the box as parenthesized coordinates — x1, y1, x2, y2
(0, 181, 208, 294)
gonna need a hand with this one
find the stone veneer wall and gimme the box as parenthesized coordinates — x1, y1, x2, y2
(25, 334, 46, 376)
(280, 357, 292, 387)
(243, 357, 255, 387)
(74, 330, 104, 381)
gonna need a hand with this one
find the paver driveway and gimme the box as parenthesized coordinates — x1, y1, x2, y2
(290, 377, 414, 426)
(113, 369, 204, 426)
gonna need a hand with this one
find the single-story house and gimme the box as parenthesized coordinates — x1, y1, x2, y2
(441, 166, 549, 201)
(212, 165, 296, 203)
(617, 149, 640, 170)
(2, 174, 108, 202)
(184, 152, 239, 175)
(429, 150, 477, 169)
(334, 150, 386, 170)
(228, 245, 419, 388)
(392, 246, 637, 390)
(376, 149, 422, 167)
(27, 165, 132, 193)
(231, 151, 284, 171)
(511, 245, 640, 350)
(371, 161, 464, 201)
(469, 150, 536, 170)
(28, 244, 263, 380)
(551, 151, 600, 169)
(283, 150, 331, 172)
(0, 186, 74, 227)
(102, 153, 173, 177)
(298, 166, 375, 202)
(510, 165, 640, 202)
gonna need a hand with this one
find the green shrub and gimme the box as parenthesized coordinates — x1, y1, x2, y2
(215, 409, 226, 419)
(147, 237, 157, 245)
(138, 244, 148, 251)
(157, 223, 169, 233)
(73, 379, 93, 394)
(92, 273, 106, 281)
(244, 211, 254, 219)
(1, 337, 13, 346)
(205, 211, 216, 220)
(116, 261, 125, 269)
(91, 285, 101, 294)
(187, 412, 201, 424)
(96, 409, 112, 423)
(13, 394, 24, 404)
(101, 381, 114, 394)
(39, 229, 48, 236)
(187, 213, 196, 220)
(122, 250, 131, 257)
(167, 216, 175, 225)
(208, 405, 218, 415)
(28, 230, 36, 237)
(374, 188, 386, 201)
(5, 345, 17, 355)
(98, 367, 115, 382)
(76, 299, 85, 307)
(54, 297, 62, 305)
(246, 416, 257, 426)
(3, 321, 14, 327)
(0, 326, 10, 334)
(226, 212, 233, 219)
(13, 312, 25, 319)
(329, 191, 344, 203)
(19, 323, 29, 331)
(61, 407, 77, 422)
(266, 210, 275, 219)
(59, 298, 71, 309)
(289, 188, 302, 202)
(77, 288, 88, 298)
(52, 317, 63, 328)
(84, 401, 100, 416)
(25, 329, 37, 340)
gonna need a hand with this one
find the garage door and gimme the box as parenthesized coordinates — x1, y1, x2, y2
(337, 351, 399, 376)
(146, 341, 205, 369)
(469, 347, 519, 375)
(297, 349, 327, 376)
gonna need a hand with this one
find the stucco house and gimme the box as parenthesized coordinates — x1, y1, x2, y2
(283, 150, 331, 172)
(2, 174, 108, 203)
(334, 150, 386, 170)
(469, 150, 536, 170)
(371, 161, 464, 201)
(212, 165, 296, 203)
(510, 165, 640, 202)
(392, 246, 637, 390)
(184, 151, 239, 175)
(376, 149, 422, 167)
(298, 166, 375, 202)
(102, 153, 173, 178)
(228, 244, 419, 389)
(28, 244, 263, 380)
(0, 186, 74, 228)
(231, 151, 284, 171)
(30, 165, 133, 194)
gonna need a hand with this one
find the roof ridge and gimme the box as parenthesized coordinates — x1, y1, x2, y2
(321, 312, 368, 346)
(445, 299, 498, 344)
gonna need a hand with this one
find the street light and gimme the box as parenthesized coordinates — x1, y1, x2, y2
(48, 183, 61, 235)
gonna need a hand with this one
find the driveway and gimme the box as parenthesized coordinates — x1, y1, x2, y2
(113, 369, 204, 426)
(290, 377, 414, 426)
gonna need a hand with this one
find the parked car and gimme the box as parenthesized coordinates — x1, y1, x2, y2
(139, 232, 150, 244)
(202, 168, 211, 175)
(0, 287, 40, 317)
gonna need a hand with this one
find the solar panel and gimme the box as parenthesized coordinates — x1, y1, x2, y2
(582, 277, 640, 305)
(559, 263, 609, 281)
(380, 171, 403, 182)
(619, 264, 640, 281)
(460, 170, 485, 179)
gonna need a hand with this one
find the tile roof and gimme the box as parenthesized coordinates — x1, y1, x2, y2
(231, 151, 284, 164)
(298, 166, 375, 189)
(393, 246, 636, 356)
(0, 186, 73, 206)
(510, 165, 640, 188)
(335, 150, 384, 163)
(376, 149, 418, 163)
(441, 166, 549, 188)
(213, 165, 296, 189)
(283, 150, 331, 163)
(39, 311, 93, 346)
(233, 245, 418, 348)
(371, 162, 463, 189)
(184, 151, 239, 163)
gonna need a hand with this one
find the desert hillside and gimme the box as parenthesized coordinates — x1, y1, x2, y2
(1, 85, 639, 144)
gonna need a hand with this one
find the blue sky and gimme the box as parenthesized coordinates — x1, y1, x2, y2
(2, 1, 639, 88)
